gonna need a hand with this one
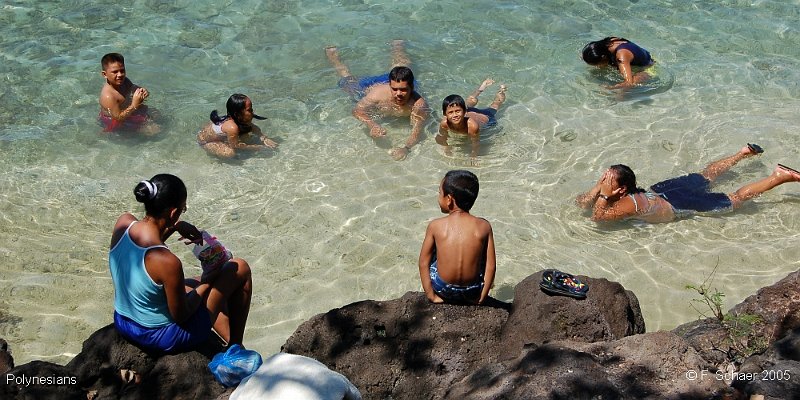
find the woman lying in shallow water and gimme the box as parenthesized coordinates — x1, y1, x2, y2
(197, 94, 278, 159)
(576, 144, 800, 223)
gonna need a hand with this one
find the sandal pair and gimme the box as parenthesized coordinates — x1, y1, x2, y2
(539, 269, 589, 299)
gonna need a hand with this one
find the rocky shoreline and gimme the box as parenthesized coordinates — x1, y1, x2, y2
(2, 269, 799, 399)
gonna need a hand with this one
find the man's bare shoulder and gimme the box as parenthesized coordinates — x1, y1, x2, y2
(363, 83, 391, 100)
(411, 92, 428, 109)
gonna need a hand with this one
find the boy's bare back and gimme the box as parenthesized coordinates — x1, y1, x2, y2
(426, 212, 492, 285)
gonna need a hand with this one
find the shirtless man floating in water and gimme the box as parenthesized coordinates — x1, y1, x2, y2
(326, 40, 429, 161)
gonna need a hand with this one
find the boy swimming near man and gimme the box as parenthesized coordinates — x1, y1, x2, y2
(437, 79, 507, 158)
(98, 53, 159, 134)
(418, 170, 496, 304)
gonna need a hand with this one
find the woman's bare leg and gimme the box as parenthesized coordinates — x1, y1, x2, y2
(728, 164, 800, 208)
(700, 144, 761, 182)
(206, 257, 252, 345)
(202, 142, 235, 159)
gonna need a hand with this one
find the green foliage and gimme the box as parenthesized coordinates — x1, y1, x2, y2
(686, 261, 768, 364)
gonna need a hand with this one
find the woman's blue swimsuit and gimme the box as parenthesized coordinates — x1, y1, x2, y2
(109, 222, 212, 353)
(613, 42, 652, 66)
(650, 173, 733, 216)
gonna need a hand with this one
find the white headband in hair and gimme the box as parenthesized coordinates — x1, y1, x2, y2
(140, 180, 158, 200)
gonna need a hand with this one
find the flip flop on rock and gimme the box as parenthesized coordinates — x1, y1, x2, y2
(539, 269, 589, 299)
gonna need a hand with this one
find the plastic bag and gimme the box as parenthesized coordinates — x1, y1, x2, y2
(192, 231, 232, 281)
(208, 344, 263, 387)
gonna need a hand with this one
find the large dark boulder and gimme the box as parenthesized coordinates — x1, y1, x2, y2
(5, 324, 230, 400)
(281, 291, 511, 400)
(7, 268, 800, 399)
(282, 271, 649, 400)
(69, 324, 229, 400)
(3, 360, 83, 400)
(445, 332, 730, 400)
(729, 270, 800, 340)
(733, 327, 800, 400)
(498, 270, 646, 359)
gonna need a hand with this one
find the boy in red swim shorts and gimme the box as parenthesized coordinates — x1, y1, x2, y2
(98, 53, 159, 134)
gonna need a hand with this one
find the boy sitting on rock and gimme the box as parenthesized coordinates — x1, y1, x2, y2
(418, 170, 496, 304)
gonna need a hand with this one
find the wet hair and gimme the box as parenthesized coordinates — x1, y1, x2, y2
(133, 174, 187, 216)
(209, 94, 266, 134)
(388, 66, 414, 90)
(101, 53, 125, 70)
(609, 164, 645, 194)
(581, 37, 627, 67)
(442, 95, 466, 114)
(442, 170, 479, 211)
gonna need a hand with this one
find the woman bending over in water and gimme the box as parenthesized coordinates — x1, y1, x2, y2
(197, 94, 278, 159)
(581, 36, 654, 89)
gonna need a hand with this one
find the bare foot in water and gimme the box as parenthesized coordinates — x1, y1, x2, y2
(325, 46, 351, 78)
(490, 84, 507, 109)
(775, 164, 800, 182)
(740, 143, 764, 156)
(390, 39, 410, 68)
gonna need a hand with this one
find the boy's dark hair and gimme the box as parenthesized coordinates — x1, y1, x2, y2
(581, 37, 626, 66)
(442, 95, 466, 114)
(134, 174, 187, 216)
(443, 170, 479, 211)
(388, 66, 414, 90)
(101, 53, 125, 69)
(609, 164, 645, 193)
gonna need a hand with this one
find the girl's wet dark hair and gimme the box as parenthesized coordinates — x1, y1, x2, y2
(609, 164, 645, 194)
(581, 37, 626, 66)
(209, 94, 266, 134)
(134, 174, 187, 216)
(389, 66, 415, 90)
(443, 170, 479, 211)
(442, 95, 466, 114)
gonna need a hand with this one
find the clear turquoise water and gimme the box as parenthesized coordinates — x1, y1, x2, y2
(1, 0, 799, 365)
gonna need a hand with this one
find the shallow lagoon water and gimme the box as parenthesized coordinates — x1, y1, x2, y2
(1, 0, 799, 365)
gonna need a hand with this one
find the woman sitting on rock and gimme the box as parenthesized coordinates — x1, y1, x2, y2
(108, 174, 252, 352)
